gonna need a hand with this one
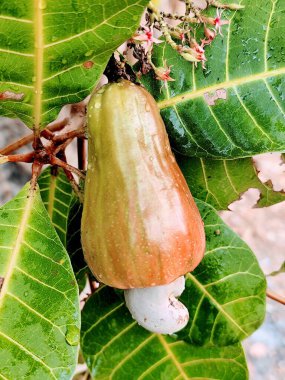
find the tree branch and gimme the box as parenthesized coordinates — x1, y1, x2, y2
(0, 118, 68, 155)
(5, 152, 34, 163)
(50, 156, 86, 179)
(77, 137, 87, 171)
(266, 289, 285, 305)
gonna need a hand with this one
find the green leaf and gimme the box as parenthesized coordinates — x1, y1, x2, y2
(177, 156, 285, 210)
(179, 199, 266, 346)
(38, 167, 73, 245)
(38, 167, 87, 287)
(0, 184, 80, 379)
(142, 0, 285, 158)
(0, 0, 148, 129)
(81, 286, 248, 380)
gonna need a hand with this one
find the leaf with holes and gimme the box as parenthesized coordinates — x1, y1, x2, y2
(0, 0, 148, 129)
(142, 0, 285, 158)
(177, 155, 285, 210)
(0, 183, 80, 379)
(178, 199, 266, 346)
(81, 286, 248, 380)
(38, 167, 73, 245)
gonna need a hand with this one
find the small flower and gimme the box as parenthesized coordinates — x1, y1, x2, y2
(169, 30, 185, 42)
(213, 9, 229, 36)
(179, 33, 185, 42)
(180, 49, 199, 63)
(132, 26, 163, 53)
(191, 39, 204, 54)
(187, 42, 207, 68)
(201, 26, 217, 45)
(154, 65, 175, 82)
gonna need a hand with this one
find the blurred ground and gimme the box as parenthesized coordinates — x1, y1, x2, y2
(220, 153, 285, 380)
(0, 118, 32, 203)
(0, 121, 284, 379)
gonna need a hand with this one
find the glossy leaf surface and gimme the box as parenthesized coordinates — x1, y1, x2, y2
(178, 155, 285, 210)
(0, 0, 148, 129)
(38, 167, 87, 286)
(142, 0, 285, 158)
(179, 199, 266, 346)
(38, 167, 73, 245)
(0, 184, 80, 379)
(81, 286, 248, 380)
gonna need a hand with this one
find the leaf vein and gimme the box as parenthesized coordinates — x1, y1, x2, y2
(158, 67, 285, 109)
(82, 303, 125, 342)
(157, 335, 189, 380)
(6, 292, 65, 336)
(0, 331, 56, 379)
(44, 3, 142, 48)
(186, 273, 248, 337)
(234, 87, 275, 144)
(109, 335, 156, 379)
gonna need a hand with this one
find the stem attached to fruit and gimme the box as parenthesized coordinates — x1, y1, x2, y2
(124, 276, 189, 334)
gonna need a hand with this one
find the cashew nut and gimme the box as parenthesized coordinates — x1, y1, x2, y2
(124, 276, 189, 334)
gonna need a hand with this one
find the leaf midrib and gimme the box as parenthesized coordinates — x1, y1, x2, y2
(157, 335, 188, 380)
(264, 0, 277, 72)
(47, 174, 57, 218)
(34, 0, 44, 130)
(186, 273, 248, 337)
(158, 67, 285, 109)
(0, 189, 34, 308)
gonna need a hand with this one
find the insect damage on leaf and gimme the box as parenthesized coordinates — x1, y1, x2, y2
(204, 89, 227, 106)
(0, 91, 24, 101)
(83, 61, 95, 69)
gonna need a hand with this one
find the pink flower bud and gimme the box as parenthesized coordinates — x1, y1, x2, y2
(204, 26, 216, 42)
(155, 66, 175, 82)
(180, 51, 199, 63)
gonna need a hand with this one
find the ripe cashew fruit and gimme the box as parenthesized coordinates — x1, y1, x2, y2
(81, 80, 205, 289)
